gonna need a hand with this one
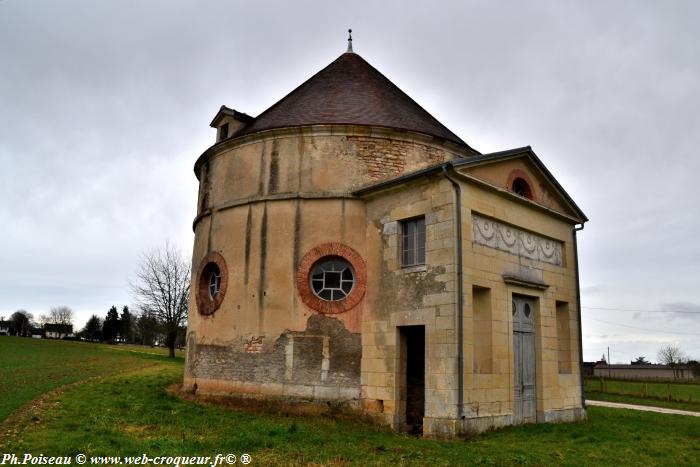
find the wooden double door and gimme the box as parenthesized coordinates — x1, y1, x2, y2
(512, 295, 537, 423)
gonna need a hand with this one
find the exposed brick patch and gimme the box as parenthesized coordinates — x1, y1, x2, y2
(187, 314, 361, 388)
(244, 336, 264, 353)
(348, 137, 450, 181)
(296, 243, 367, 314)
(196, 252, 228, 316)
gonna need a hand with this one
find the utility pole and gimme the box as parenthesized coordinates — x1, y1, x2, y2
(608, 346, 611, 378)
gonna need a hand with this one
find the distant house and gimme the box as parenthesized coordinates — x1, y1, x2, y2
(593, 363, 698, 381)
(0, 320, 10, 335)
(44, 323, 73, 339)
(30, 327, 44, 339)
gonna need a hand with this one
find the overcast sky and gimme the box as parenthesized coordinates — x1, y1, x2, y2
(2, 0, 699, 363)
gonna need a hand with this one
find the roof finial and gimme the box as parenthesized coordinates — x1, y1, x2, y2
(346, 28, 353, 53)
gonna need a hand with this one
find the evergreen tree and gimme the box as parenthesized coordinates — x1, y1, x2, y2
(82, 315, 103, 341)
(102, 305, 120, 342)
(120, 306, 133, 343)
(135, 310, 159, 346)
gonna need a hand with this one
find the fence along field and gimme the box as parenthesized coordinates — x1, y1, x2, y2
(586, 377, 700, 401)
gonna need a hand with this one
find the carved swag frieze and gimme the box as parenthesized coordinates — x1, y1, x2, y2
(472, 214, 563, 266)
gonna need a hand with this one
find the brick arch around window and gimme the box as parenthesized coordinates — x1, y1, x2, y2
(506, 169, 537, 201)
(296, 243, 367, 314)
(196, 251, 228, 316)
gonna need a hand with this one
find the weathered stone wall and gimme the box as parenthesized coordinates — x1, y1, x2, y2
(361, 176, 459, 431)
(186, 123, 585, 437)
(460, 170, 584, 432)
(186, 314, 361, 399)
(348, 135, 450, 181)
(194, 126, 464, 216)
(185, 127, 462, 401)
(357, 163, 584, 436)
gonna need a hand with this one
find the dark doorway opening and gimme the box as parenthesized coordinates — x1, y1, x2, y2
(399, 325, 425, 434)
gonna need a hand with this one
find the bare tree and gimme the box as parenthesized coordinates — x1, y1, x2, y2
(131, 242, 190, 357)
(46, 306, 74, 326)
(658, 344, 686, 379)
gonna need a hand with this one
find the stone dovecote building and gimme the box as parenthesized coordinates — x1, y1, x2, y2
(184, 42, 588, 437)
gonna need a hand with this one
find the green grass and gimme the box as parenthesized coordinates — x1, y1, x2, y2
(6, 366, 700, 466)
(585, 377, 700, 412)
(3, 338, 700, 465)
(0, 336, 180, 421)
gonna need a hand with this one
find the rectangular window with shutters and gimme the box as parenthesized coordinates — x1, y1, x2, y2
(401, 217, 425, 267)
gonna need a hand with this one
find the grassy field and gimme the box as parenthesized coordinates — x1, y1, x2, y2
(2, 338, 700, 466)
(586, 377, 700, 400)
(585, 377, 700, 412)
(0, 337, 181, 421)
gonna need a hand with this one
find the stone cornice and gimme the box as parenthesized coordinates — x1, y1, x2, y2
(193, 124, 475, 177)
(502, 273, 550, 290)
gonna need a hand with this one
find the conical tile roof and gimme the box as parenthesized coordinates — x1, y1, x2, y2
(236, 52, 470, 149)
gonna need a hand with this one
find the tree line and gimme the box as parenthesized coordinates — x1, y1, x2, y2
(79, 305, 185, 349)
(3, 306, 74, 336)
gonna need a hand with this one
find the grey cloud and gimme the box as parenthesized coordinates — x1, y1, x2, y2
(2, 0, 700, 359)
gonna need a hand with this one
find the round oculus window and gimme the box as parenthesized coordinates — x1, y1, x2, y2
(208, 265, 221, 299)
(196, 252, 228, 316)
(309, 257, 355, 301)
(296, 242, 366, 314)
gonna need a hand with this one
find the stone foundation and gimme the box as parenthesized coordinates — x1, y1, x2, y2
(184, 314, 362, 401)
(458, 406, 587, 436)
(183, 376, 360, 401)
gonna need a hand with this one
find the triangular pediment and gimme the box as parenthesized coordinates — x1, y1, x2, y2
(454, 147, 587, 222)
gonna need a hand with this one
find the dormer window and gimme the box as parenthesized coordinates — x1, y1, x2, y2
(218, 123, 229, 142)
(209, 106, 253, 143)
(511, 177, 533, 200)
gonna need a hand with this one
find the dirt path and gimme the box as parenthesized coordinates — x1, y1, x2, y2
(0, 362, 166, 450)
(587, 399, 700, 417)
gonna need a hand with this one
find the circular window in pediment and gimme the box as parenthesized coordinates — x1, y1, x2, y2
(512, 177, 533, 199)
(507, 169, 536, 201)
